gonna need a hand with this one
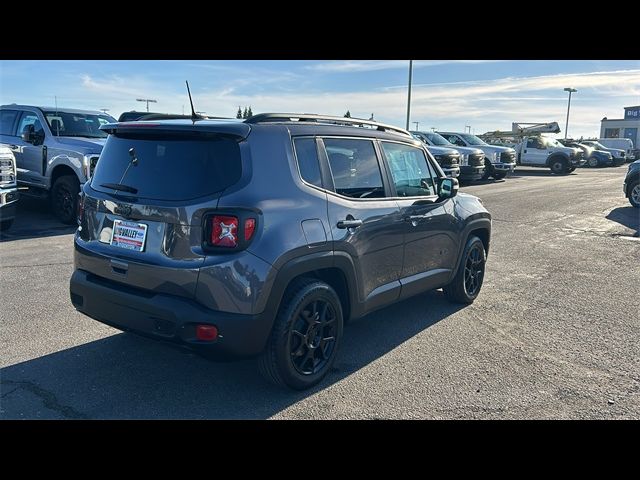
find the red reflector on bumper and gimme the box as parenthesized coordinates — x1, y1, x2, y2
(196, 325, 218, 341)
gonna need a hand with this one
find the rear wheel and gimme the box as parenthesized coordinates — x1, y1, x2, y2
(549, 157, 568, 175)
(587, 156, 599, 168)
(629, 181, 640, 208)
(443, 235, 486, 304)
(51, 175, 79, 224)
(258, 279, 344, 390)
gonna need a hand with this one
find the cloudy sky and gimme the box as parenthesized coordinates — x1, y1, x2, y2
(1, 60, 638, 138)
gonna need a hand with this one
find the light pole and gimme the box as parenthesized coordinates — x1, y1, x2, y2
(99, 108, 109, 114)
(413, 121, 419, 131)
(563, 87, 577, 139)
(406, 60, 413, 130)
(136, 98, 157, 112)
(465, 125, 471, 133)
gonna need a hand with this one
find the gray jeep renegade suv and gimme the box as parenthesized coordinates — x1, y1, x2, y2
(70, 113, 491, 390)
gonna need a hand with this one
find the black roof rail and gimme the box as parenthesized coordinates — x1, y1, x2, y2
(244, 113, 412, 137)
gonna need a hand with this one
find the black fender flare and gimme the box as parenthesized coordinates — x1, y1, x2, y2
(450, 217, 492, 277)
(261, 250, 360, 325)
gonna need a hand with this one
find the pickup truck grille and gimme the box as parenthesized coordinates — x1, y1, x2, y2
(436, 154, 460, 167)
(0, 155, 16, 187)
(468, 153, 484, 166)
(500, 151, 516, 163)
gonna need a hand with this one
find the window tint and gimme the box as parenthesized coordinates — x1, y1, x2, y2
(324, 138, 385, 199)
(44, 111, 113, 138)
(445, 135, 465, 147)
(382, 142, 437, 197)
(0, 110, 19, 135)
(17, 112, 44, 136)
(293, 137, 322, 188)
(91, 133, 242, 201)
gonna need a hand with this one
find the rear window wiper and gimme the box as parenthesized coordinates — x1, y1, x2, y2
(100, 182, 138, 194)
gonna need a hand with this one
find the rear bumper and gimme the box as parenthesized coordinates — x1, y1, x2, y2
(69, 269, 274, 358)
(459, 165, 484, 181)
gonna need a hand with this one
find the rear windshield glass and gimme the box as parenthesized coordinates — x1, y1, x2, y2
(91, 133, 242, 201)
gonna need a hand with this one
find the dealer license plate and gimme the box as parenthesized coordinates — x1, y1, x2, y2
(110, 220, 148, 252)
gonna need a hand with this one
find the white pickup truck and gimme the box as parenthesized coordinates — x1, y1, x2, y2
(514, 136, 586, 174)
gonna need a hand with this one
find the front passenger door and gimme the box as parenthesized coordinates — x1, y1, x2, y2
(380, 141, 460, 299)
(14, 111, 47, 185)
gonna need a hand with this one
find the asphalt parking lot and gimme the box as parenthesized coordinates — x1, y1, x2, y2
(1, 166, 638, 419)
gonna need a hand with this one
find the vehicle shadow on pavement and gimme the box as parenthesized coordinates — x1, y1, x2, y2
(606, 206, 639, 237)
(0, 197, 75, 243)
(0, 290, 464, 419)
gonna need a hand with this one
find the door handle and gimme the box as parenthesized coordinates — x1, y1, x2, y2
(9, 144, 18, 150)
(337, 219, 363, 229)
(404, 215, 426, 222)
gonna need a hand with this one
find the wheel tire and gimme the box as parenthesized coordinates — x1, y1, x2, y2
(587, 156, 599, 168)
(568, 167, 576, 172)
(51, 175, 79, 224)
(0, 219, 13, 231)
(493, 171, 507, 180)
(443, 235, 486, 304)
(481, 160, 493, 180)
(629, 180, 640, 208)
(549, 157, 568, 175)
(258, 278, 344, 390)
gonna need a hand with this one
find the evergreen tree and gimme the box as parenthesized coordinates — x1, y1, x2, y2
(243, 107, 249, 119)
(247, 106, 253, 117)
(236, 106, 242, 119)
(344, 110, 351, 118)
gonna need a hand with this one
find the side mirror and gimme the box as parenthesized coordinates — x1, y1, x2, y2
(21, 126, 34, 144)
(439, 177, 458, 199)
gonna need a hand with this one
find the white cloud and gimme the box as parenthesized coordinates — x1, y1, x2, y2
(24, 66, 638, 140)
(306, 60, 505, 72)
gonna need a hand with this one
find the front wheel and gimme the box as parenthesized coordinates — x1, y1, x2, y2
(493, 171, 507, 180)
(587, 156, 599, 168)
(258, 279, 344, 390)
(629, 180, 640, 208)
(568, 166, 576, 172)
(443, 235, 486, 304)
(549, 158, 568, 175)
(481, 160, 493, 180)
(51, 175, 80, 224)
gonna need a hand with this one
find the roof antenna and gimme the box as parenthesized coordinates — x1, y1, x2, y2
(185, 81, 203, 121)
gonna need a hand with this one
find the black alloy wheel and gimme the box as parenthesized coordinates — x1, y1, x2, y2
(289, 299, 338, 376)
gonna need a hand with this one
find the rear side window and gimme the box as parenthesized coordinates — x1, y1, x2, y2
(91, 133, 242, 201)
(0, 110, 19, 135)
(323, 138, 385, 199)
(382, 142, 437, 197)
(293, 137, 322, 188)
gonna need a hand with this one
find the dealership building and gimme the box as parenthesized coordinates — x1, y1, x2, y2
(600, 105, 640, 148)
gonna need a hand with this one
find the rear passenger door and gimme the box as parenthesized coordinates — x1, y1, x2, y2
(379, 141, 460, 299)
(319, 137, 404, 312)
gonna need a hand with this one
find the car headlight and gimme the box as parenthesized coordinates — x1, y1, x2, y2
(493, 152, 499, 161)
(83, 154, 100, 180)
